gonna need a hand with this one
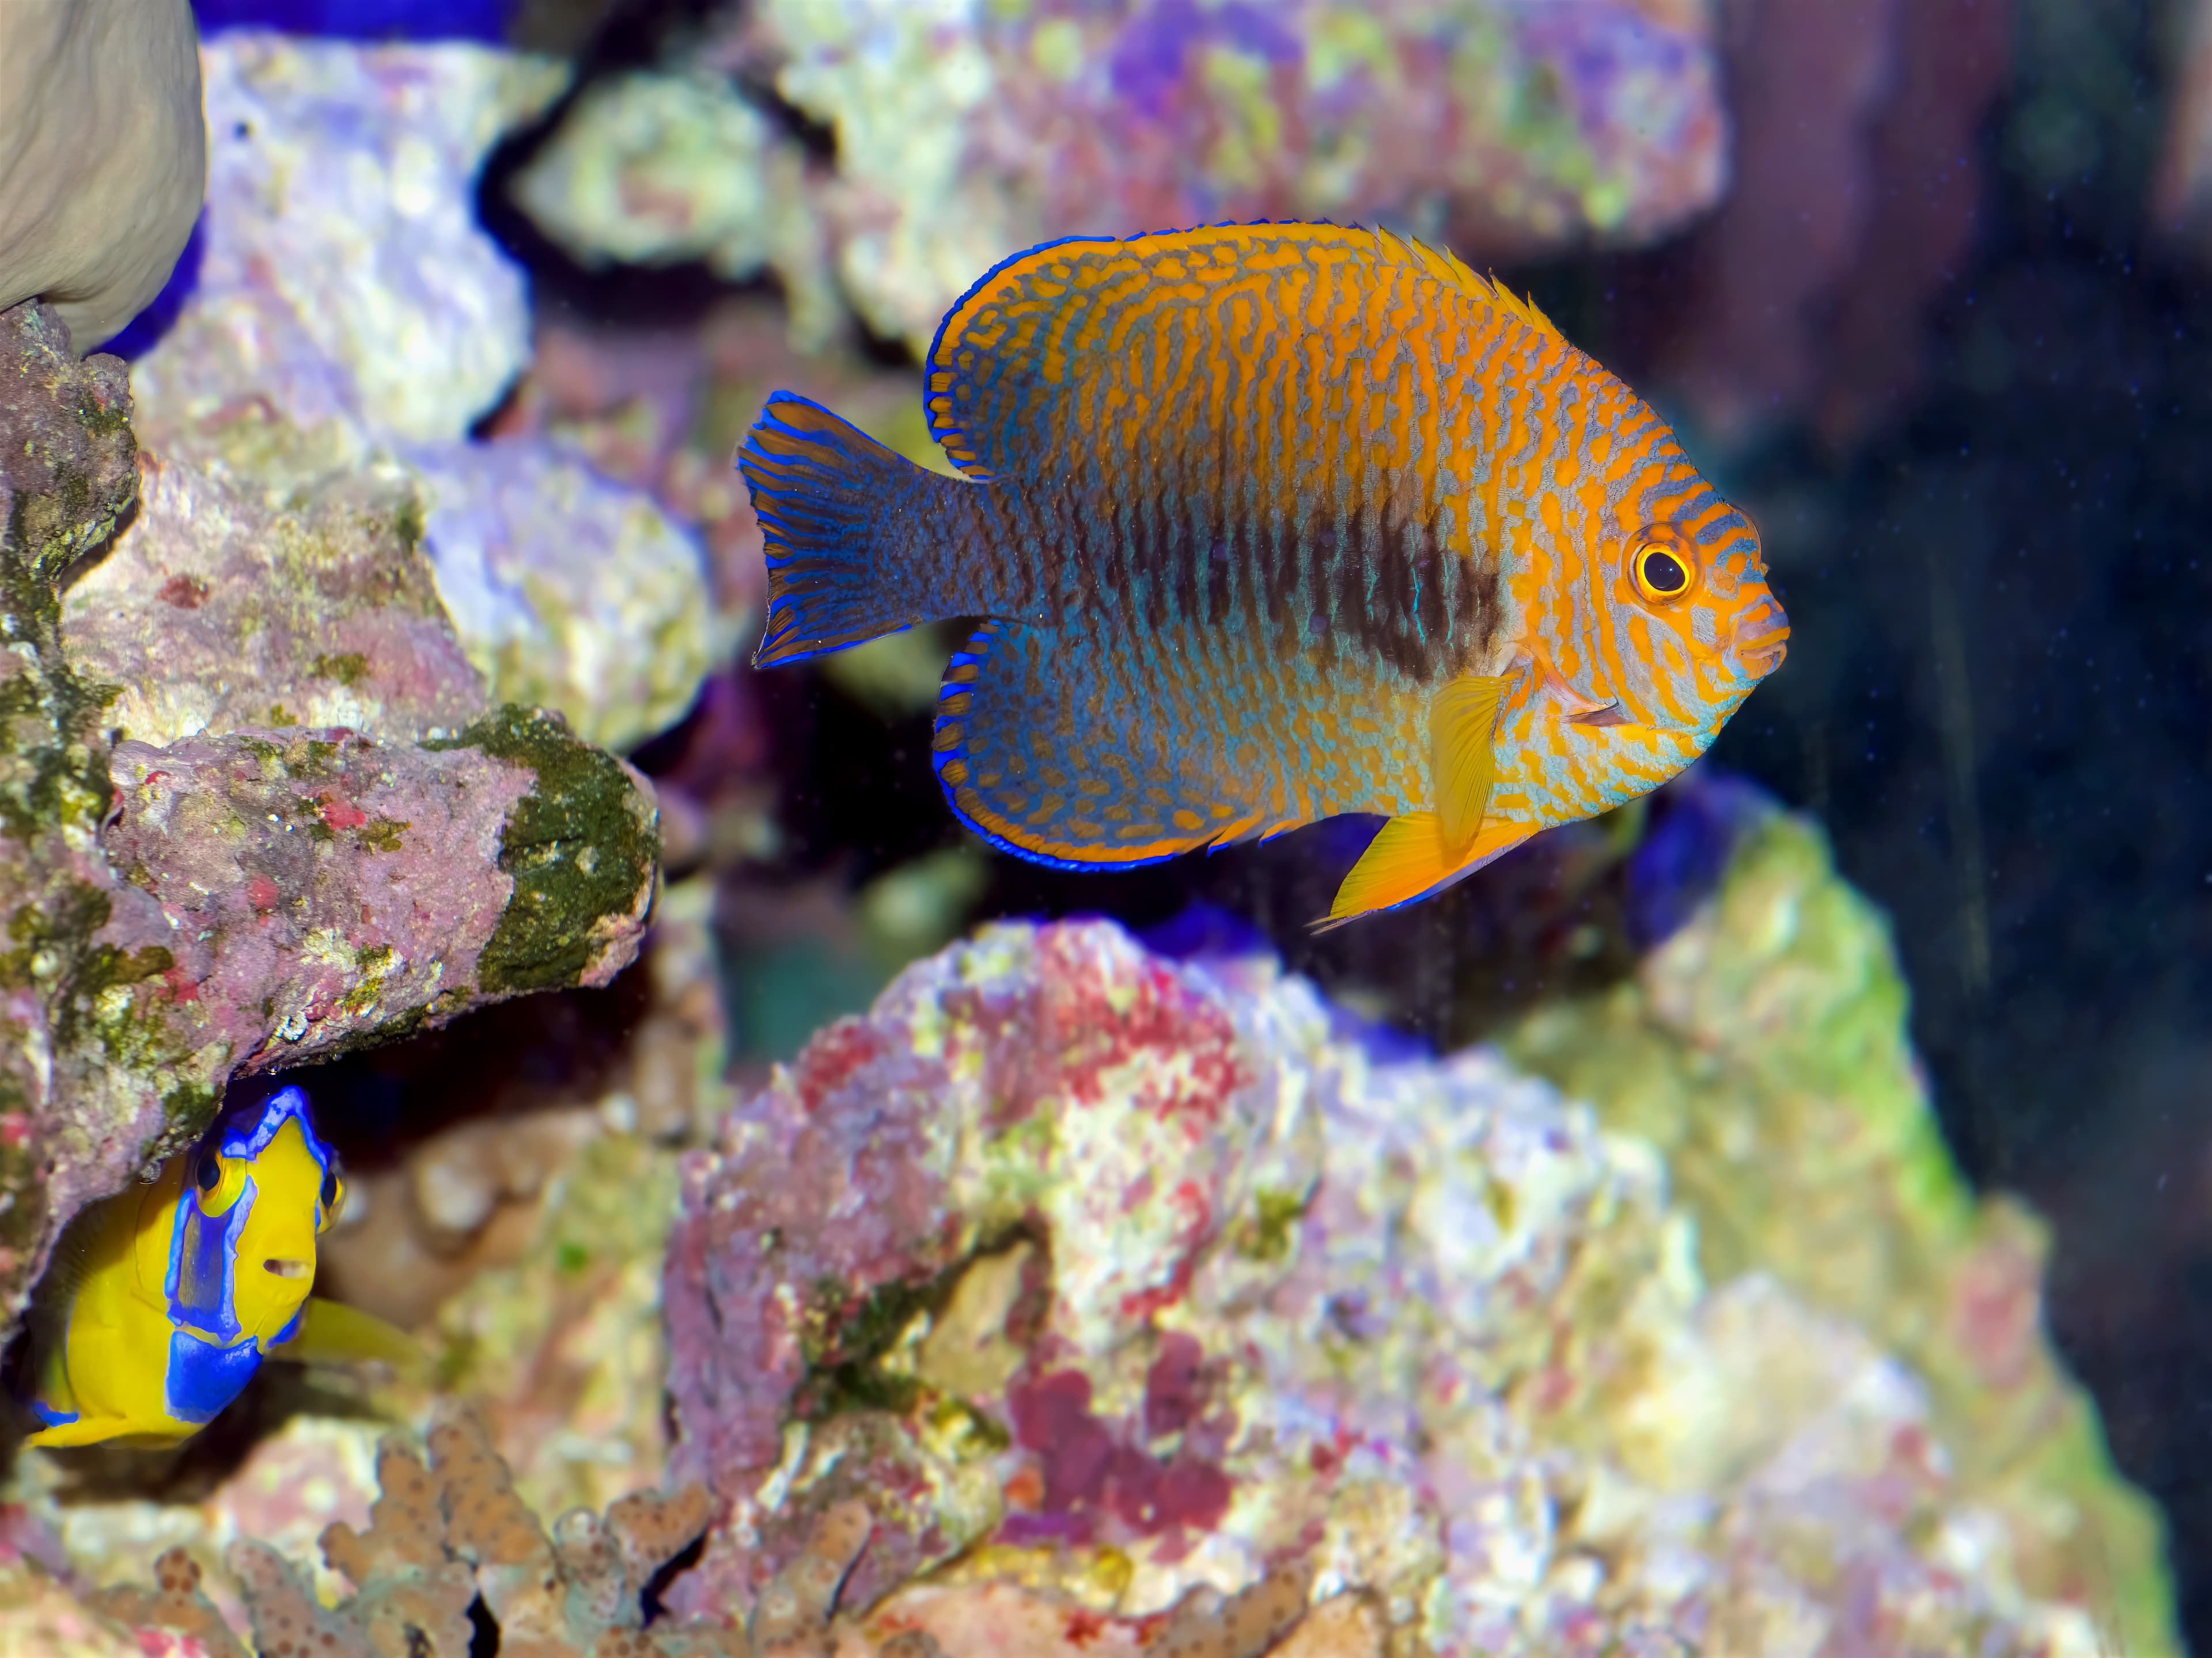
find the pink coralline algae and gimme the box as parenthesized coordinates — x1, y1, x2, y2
(101, 722, 638, 1073)
(62, 450, 490, 748)
(664, 919, 2123, 1654)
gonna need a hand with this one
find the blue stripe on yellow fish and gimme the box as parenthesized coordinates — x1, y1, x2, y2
(737, 221, 1787, 924)
(22, 1086, 417, 1448)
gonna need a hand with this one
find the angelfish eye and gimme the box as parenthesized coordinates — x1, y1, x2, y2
(320, 1170, 338, 1208)
(1627, 523, 1698, 605)
(1639, 547, 1688, 595)
(317, 1168, 345, 1232)
(196, 1158, 220, 1193)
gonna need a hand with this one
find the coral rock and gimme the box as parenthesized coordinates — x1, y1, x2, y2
(88, 1412, 878, 1658)
(406, 441, 717, 752)
(665, 914, 2161, 1655)
(525, 0, 1727, 354)
(1504, 787, 2176, 1655)
(513, 69, 832, 343)
(157, 33, 565, 446)
(130, 33, 715, 753)
(0, 301, 197, 1326)
(62, 452, 488, 748)
(0, 1, 205, 352)
(100, 710, 656, 1078)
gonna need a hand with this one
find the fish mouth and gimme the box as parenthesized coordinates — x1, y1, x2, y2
(1731, 614, 1791, 678)
(263, 1257, 310, 1280)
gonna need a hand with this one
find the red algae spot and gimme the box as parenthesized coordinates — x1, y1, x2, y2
(318, 792, 370, 831)
(161, 966, 201, 1004)
(1143, 1331, 1207, 1438)
(246, 874, 281, 912)
(792, 1019, 883, 1111)
(1003, 1363, 1232, 1546)
(0, 1114, 28, 1149)
(156, 574, 209, 609)
(1063, 1608, 1111, 1647)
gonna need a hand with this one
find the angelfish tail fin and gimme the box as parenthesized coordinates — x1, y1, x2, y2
(740, 392, 948, 668)
(1316, 813, 1531, 930)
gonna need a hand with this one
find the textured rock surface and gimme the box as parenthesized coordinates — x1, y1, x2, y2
(147, 33, 563, 445)
(0, 296, 664, 1333)
(513, 67, 828, 340)
(0, 302, 195, 1321)
(87, 1413, 728, 1658)
(521, 0, 1727, 354)
(0, 1, 206, 353)
(1503, 782, 2174, 1657)
(130, 33, 714, 753)
(62, 452, 486, 748)
(407, 442, 720, 750)
(662, 913, 2164, 1655)
(103, 714, 654, 1071)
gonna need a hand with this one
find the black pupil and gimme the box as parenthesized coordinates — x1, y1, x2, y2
(321, 1171, 338, 1208)
(196, 1158, 219, 1192)
(1642, 549, 1687, 593)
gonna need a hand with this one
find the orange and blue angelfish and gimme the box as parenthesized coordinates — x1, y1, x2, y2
(21, 1086, 418, 1448)
(737, 221, 1789, 923)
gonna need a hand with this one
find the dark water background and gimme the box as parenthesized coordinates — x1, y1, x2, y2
(167, 0, 2212, 1648)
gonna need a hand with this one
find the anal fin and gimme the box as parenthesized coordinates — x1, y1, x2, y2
(1319, 812, 1531, 929)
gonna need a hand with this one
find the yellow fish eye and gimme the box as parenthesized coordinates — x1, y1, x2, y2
(1626, 522, 1698, 605)
(317, 1167, 345, 1233)
(193, 1152, 251, 1216)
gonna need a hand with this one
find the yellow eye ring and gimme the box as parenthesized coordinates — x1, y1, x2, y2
(1626, 522, 1699, 605)
(194, 1153, 251, 1216)
(317, 1168, 346, 1234)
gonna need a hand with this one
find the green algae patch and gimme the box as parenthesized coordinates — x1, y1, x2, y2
(426, 704, 659, 995)
(359, 814, 409, 853)
(310, 651, 370, 686)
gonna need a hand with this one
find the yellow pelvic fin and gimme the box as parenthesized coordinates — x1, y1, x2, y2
(267, 1296, 426, 1374)
(25, 1414, 138, 1450)
(1320, 811, 1532, 929)
(1430, 674, 1510, 856)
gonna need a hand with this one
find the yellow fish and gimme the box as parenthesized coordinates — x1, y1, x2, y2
(23, 1086, 415, 1448)
(737, 222, 1789, 923)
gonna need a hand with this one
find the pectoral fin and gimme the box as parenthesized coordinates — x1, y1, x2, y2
(1317, 811, 1532, 929)
(266, 1297, 425, 1373)
(1431, 676, 1511, 856)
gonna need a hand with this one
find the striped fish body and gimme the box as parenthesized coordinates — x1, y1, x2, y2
(740, 222, 1787, 922)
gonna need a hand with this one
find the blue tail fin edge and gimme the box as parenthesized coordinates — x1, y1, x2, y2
(738, 391, 920, 668)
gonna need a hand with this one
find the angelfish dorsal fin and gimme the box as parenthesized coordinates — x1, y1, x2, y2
(1430, 674, 1511, 856)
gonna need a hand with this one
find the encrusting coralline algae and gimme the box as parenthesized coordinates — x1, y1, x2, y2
(656, 912, 2150, 1656)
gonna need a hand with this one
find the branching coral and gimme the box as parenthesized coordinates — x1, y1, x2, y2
(97, 1412, 725, 1658)
(88, 1410, 1344, 1658)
